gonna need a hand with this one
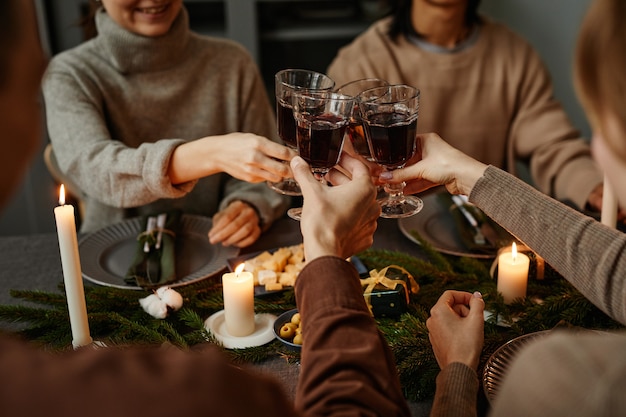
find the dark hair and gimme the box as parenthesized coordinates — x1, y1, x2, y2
(79, 0, 102, 41)
(386, 0, 482, 40)
(0, 0, 18, 89)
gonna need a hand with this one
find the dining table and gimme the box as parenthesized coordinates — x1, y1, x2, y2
(0, 213, 435, 416)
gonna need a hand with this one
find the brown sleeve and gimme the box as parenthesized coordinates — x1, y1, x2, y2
(0, 336, 299, 417)
(294, 256, 411, 417)
(430, 363, 479, 417)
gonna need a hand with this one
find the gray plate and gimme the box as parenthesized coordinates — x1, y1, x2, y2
(398, 191, 496, 259)
(78, 215, 239, 290)
(482, 331, 551, 404)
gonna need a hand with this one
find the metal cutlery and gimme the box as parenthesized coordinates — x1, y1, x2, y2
(155, 213, 167, 250)
(451, 195, 486, 246)
(143, 216, 157, 252)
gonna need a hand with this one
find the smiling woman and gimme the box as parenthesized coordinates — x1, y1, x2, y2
(41, 0, 293, 247)
(99, 0, 183, 37)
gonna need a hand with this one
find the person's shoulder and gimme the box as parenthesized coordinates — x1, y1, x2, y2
(45, 38, 101, 75)
(49, 38, 98, 61)
(479, 17, 536, 53)
(347, 16, 393, 48)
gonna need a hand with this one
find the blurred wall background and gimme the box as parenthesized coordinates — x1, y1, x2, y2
(0, 0, 593, 236)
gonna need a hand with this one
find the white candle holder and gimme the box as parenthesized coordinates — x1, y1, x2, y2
(204, 311, 276, 349)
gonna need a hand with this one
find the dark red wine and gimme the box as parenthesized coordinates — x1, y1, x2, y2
(346, 119, 371, 158)
(277, 101, 297, 148)
(297, 115, 347, 172)
(364, 112, 417, 169)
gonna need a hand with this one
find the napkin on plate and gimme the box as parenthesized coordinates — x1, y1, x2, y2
(438, 194, 513, 253)
(125, 210, 181, 289)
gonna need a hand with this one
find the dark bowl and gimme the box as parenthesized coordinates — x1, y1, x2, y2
(273, 309, 302, 351)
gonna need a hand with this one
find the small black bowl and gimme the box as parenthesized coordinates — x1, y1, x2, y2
(273, 309, 302, 351)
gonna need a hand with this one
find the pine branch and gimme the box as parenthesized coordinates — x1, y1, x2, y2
(0, 249, 623, 402)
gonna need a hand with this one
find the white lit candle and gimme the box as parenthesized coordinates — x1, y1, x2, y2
(222, 263, 255, 337)
(497, 242, 530, 304)
(54, 185, 92, 348)
(601, 175, 618, 228)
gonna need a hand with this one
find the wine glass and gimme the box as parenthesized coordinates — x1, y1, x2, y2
(286, 91, 354, 220)
(267, 69, 335, 196)
(335, 78, 389, 161)
(358, 84, 423, 218)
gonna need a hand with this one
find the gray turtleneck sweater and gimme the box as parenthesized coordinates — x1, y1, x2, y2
(42, 7, 288, 232)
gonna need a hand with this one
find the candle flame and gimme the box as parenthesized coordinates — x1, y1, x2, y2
(512, 242, 518, 263)
(59, 184, 66, 206)
(235, 263, 245, 275)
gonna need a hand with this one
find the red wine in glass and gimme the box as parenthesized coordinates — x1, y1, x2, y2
(297, 115, 347, 174)
(366, 112, 418, 168)
(277, 100, 297, 149)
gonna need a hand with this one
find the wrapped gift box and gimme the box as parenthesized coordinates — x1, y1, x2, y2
(360, 266, 419, 318)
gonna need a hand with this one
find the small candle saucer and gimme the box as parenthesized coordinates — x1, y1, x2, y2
(204, 310, 277, 349)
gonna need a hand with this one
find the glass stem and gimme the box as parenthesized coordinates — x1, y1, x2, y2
(383, 181, 407, 205)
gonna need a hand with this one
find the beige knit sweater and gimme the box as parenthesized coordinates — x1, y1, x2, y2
(327, 17, 602, 210)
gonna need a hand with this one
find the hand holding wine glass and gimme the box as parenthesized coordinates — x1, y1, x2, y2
(267, 69, 335, 196)
(287, 91, 354, 220)
(358, 84, 423, 218)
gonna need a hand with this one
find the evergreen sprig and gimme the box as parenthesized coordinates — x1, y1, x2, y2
(0, 249, 622, 402)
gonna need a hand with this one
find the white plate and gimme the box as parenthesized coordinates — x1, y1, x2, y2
(398, 191, 497, 259)
(78, 215, 239, 290)
(482, 331, 551, 404)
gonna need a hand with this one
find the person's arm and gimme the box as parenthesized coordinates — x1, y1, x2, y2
(427, 291, 485, 417)
(42, 62, 193, 208)
(0, 336, 300, 417)
(167, 133, 294, 185)
(508, 40, 603, 211)
(290, 154, 411, 416)
(385, 132, 626, 324)
(470, 166, 626, 324)
(207, 55, 292, 236)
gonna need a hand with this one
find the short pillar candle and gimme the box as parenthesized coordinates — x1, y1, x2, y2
(497, 242, 530, 304)
(222, 263, 255, 337)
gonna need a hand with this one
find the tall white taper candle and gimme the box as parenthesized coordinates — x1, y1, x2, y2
(601, 175, 618, 228)
(54, 185, 92, 348)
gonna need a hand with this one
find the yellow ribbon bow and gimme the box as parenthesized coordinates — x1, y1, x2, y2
(360, 265, 420, 316)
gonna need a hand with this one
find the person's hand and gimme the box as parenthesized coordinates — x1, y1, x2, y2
(208, 200, 261, 248)
(426, 290, 485, 370)
(169, 133, 297, 184)
(291, 153, 380, 261)
(378, 133, 488, 196)
(340, 137, 383, 183)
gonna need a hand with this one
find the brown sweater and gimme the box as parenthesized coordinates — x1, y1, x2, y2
(0, 257, 410, 417)
(430, 166, 626, 417)
(327, 17, 602, 210)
